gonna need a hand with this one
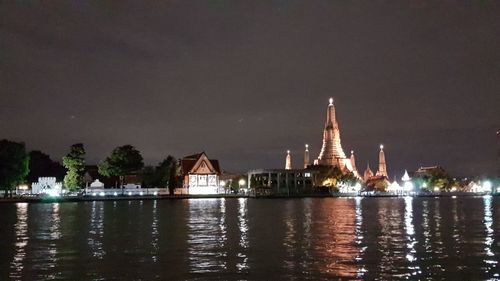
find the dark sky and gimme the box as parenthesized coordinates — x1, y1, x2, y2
(1, 1, 499, 177)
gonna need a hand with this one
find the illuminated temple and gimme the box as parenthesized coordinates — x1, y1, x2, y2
(314, 98, 356, 174)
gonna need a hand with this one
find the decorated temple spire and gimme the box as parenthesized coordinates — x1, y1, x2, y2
(401, 170, 411, 182)
(317, 98, 352, 171)
(285, 150, 292, 170)
(304, 144, 310, 168)
(376, 144, 388, 178)
(350, 150, 358, 174)
(363, 162, 374, 182)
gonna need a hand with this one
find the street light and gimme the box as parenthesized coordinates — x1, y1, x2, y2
(238, 179, 246, 194)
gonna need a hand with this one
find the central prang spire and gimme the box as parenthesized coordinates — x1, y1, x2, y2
(317, 98, 353, 172)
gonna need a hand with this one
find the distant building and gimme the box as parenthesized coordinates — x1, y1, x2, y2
(180, 152, 222, 194)
(414, 166, 447, 177)
(247, 168, 319, 196)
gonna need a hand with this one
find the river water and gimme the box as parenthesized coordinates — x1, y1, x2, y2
(0, 197, 499, 280)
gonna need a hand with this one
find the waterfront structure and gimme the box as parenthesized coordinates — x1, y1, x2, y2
(304, 144, 310, 168)
(247, 168, 319, 196)
(31, 177, 62, 196)
(180, 152, 221, 194)
(285, 150, 292, 170)
(315, 98, 354, 172)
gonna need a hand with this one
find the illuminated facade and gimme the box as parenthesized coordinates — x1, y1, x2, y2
(181, 152, 221, 194)
(31, 177, 62, 196)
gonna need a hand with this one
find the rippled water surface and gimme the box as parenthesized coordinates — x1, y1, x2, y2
(0, 197, 499, 280)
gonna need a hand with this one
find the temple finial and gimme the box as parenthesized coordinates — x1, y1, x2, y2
(329, 97, 334, 106)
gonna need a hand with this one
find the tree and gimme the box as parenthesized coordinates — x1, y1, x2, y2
(140, 166, 157, 189)
(140, 156, 178, 194)
(158, 156, 178, 195)
(28, 150, 66, 183)
(62, 144, 86, 191)
(0, 139, 29, 198)
(99, 145, 144, 189)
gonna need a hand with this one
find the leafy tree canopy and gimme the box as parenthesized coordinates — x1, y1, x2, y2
(62, 143, 86, 190)
(0, 139, 29, 197)
(28, 150, 66, 183)
(99, 145, 144, 179)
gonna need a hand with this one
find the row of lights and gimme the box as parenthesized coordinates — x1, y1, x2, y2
(90, 191, 159, 197)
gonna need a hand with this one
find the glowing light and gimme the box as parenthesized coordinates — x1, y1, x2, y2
(239, 179, 246, 187)
(433, 187, 439, 192)
(422, 183, 428, 188)
(153, 191, 158, 196)
(329, 97, 333, 105)
(113, 192, 118, 196)
(219, 180, 226, 187)
(404, 181, 414, 192)
(380, 144, 384, 150)
(46, 189, 60, 197)
(92, 192, 97, 196)
(99, 192, 105, 197)
(189, 186, 219, 195)
(139, 192, 144, 196)
(451, 187, 457, 192)
(286, 150, 290, 154)
(128, 192, 132, 196)
(401, 170, 411, 182)
(17, 185, 29, 190)
(483, 181, 492, 192)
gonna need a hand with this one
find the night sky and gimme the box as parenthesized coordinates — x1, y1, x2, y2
(1, 1, 499, 177)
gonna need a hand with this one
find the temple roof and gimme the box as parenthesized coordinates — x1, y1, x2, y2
(181, 152, 221, 174)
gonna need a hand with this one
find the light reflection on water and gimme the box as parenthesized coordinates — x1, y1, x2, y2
(88, 201, 105, 259)
(0, 197, 499, 280)
(187, 198, 227, 273)
(9, 203, 28, 280)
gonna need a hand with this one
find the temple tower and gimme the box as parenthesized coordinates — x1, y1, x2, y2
(350, 150, 359, 177)
(376, 144, 388, 178)
(304, 144, 310, 168)
(363, 163, 374, 182)
(285, 150, 292, 170)
(317, 98, 353, 171)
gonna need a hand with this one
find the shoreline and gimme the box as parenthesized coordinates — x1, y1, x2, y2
(0, 192, 497, 204)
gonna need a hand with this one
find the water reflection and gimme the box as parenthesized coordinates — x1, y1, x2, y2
(151, 200, 159, 263)
(237, 198, 249, 271)
(9, 203, 29, 279)
(88, 201, 105, 259)
(0, 197, 499, 280)
(354, 197, 367, 278)
(377, 199, 405, 278)
(483, 196, 497, 273)
(404, 197, 420, 276)
(187, 199, 227, 273)
(320, 198, 358, 278)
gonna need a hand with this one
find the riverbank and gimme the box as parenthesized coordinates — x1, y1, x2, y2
(0, 192, 497, 203)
